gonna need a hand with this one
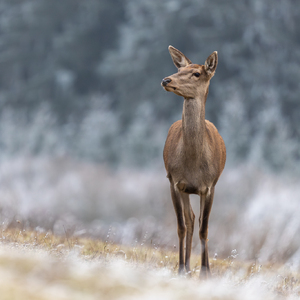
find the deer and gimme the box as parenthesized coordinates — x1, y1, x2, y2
(161, 46, 226, 278)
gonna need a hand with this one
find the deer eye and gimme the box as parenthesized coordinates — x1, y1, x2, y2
(193, 72, 200, 77)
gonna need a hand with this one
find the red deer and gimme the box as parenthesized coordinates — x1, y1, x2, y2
(161, 46, 226, 278)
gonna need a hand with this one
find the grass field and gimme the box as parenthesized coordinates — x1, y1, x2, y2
(0, 228, 299, 299)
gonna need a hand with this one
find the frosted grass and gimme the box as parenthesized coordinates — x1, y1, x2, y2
(0, 242, 298, 300)
(0, 157, 300, 265)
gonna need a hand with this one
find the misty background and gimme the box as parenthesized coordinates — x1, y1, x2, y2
(0, 0, 300, 266)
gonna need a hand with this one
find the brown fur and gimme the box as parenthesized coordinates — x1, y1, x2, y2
(161, 46, 226, 278)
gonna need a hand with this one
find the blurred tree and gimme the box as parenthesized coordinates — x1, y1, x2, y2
(0, 0, 124, 121)
(0, 0, 299, 171)
(99, 0, 300, 170)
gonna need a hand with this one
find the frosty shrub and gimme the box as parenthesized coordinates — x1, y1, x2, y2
(0, 156, 300, 267)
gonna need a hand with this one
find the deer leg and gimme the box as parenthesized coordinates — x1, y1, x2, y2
(199, 187, 214, 278)
(170, 183, 186, 275)
(182, 193, 195, 275)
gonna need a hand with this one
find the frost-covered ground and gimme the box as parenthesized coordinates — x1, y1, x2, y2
(0, 230, 299, 300)
(0, 156, 300, 266)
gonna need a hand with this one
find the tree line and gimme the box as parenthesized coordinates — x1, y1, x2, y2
(0, 0, 299, 172)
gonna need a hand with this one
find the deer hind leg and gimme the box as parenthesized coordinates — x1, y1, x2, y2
(170, 183, 186, 275)
(199, 187, 215, 278)
(182, 193, 195, 275)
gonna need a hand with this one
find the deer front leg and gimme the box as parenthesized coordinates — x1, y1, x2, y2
(182, 193, 195, 275)
(170, 183, 186, 275)
(199, 187, 214, 278)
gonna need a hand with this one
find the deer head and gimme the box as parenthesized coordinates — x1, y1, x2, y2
(161, 46, 218, 99)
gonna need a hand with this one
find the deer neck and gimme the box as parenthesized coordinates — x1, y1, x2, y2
(182, 90, 208, 160)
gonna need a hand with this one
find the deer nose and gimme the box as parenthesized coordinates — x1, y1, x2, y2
(162, 78, 172, 87)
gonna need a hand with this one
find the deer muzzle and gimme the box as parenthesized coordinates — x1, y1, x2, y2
(161, 78, 172, 87)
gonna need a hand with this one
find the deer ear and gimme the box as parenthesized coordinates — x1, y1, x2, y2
(204, 51, 218, 76)
(168, 45, 192, 69)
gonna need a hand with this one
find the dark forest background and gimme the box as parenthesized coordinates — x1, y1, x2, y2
(0, 0, 299, 172)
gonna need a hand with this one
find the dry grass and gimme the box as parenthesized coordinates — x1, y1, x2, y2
(1, 157, 300, 267)
(0, 228, 300, 299)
